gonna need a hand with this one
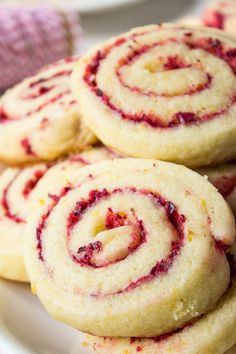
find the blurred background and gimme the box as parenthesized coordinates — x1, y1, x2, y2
(0, 0, 211, 91)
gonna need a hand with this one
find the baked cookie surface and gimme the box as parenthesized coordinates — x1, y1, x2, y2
(72, 24, 236, 167)
(24, 159, 235, 337)
(0, 57, 96, 165)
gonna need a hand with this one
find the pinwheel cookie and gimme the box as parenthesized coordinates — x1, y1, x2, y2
(0, 147, 114, 282)
(0, 57, 96, 165)
(72, 24, 236, 167)
(199, 162, 236, 216)
(87, 245, 236, 354)
(24, 159, 235, 337)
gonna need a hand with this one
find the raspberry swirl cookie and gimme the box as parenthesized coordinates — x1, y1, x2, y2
(72, 24, 236, 167)
(0, 147, 114, 282)
(24, 159, 235, 337)
(87, 246, 236, 354)
(0, 57, 96, 165)
(199, 162, 236, 217)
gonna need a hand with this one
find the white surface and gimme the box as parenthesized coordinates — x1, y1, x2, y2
(0, 280, 91, 354)
(1, 0, 236, 353)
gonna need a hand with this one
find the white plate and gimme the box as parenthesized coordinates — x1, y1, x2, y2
(50, 0, 147, 13)
(0, 279, 92, 354)
(0, 0, 147, 13)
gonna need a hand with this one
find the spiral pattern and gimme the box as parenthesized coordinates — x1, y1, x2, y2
(0, 163, 48, 281)
(198, 162, 236, 217)
(87, 246, 236, 354)
(72, 24, 236, 167)
(24, 159, 235, 337)
(0, 147, 114, 282)
(0, 57, 96, 164)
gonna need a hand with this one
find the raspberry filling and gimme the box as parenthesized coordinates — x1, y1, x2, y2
(22, 169, 47, 198)
(84, 28, 236, 128)
(72, 206, 146, 268)
(36, 187, 71, 261)
(214, 175, 236, 197)
(2, 172, 25, 224)
(1, 168, 47, 224)
(21, 138, 35, 156)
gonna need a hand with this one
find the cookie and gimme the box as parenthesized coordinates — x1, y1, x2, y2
(72, 24, 236, 167)
(198, 162, 236, 216)
(24, 159, 235, 337)
(87, 246, 236, 354)
(0, 57, 97, 165)
(178, 16, 202, 27)
(0, 147, 114, 282)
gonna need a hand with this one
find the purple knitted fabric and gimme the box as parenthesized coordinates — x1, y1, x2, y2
(0, 5, 81, 91)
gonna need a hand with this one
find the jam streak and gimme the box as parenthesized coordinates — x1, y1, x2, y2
(36, 187, 71, 261)
(21, 138, 35, 156)
(84, 29, 236, 128)
(22, 169, 47, 198)
(1, 172, 25, 223)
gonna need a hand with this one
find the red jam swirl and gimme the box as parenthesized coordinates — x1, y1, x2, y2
(72, 205, 146, 268)
(21, 138, 35, 156)
(22, 169, 47, 198)
(36, 187, 71, 261)
(36, 185, 188, 296)
(116, 48, 212, 98)
(83, 28, 236, 128)
(1, 168, 47, 224)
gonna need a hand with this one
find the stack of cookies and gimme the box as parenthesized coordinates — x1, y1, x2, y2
(1, 22, 236, 354)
